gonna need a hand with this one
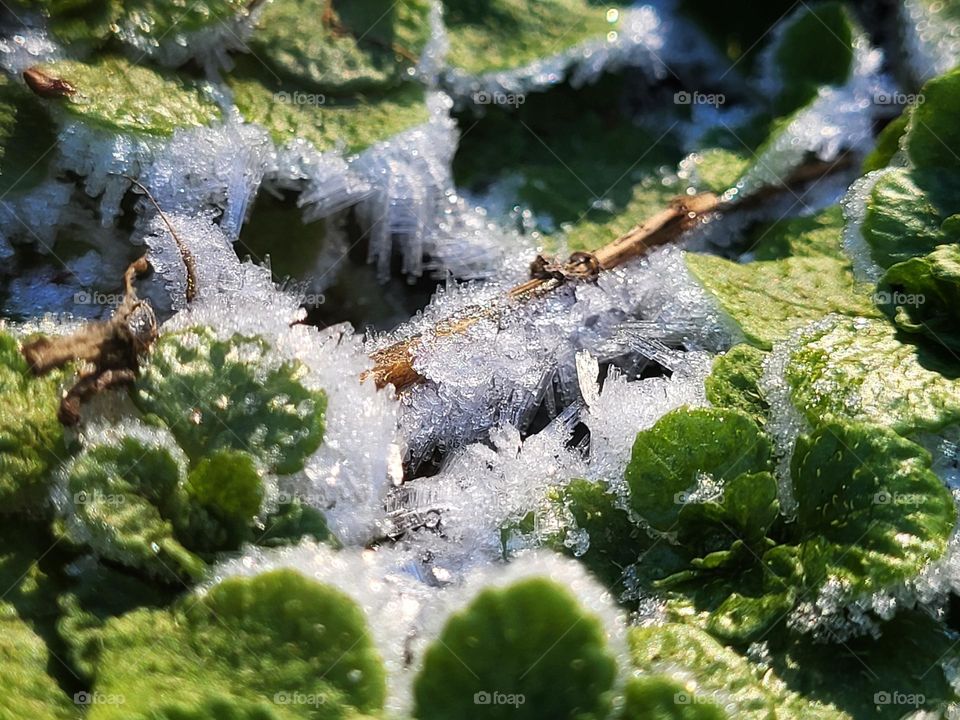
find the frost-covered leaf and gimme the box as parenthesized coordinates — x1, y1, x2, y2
(542, 479, 658, 591)
(629, 623, 846, 719)
(443, 0, 623, 76)
(783, 316, 960, 436)
(685, 244, 878, 350)
(0, 332, 70, 513)
(768, 611, 959, 719)
(88, 569, 386, 719)
(0, 75, 58, 195)
(704, 344, 769, 423)
(33, 57, 221, 137)
(859, 68, 960, 269)
(791, 420, 955, 597)
(625, 407, 772, 532)
(772, 3, 854, 115)
(413, 577, 617, 720)
(31, 0, 249, 51)
(61, 435, 204, 582)
(0, 603, 77, 720)
(877, 243, 960, 351)
(229, 60, 429, 154)
(860, 167, 948, 269)
(249, 0, 431, 93)
(691, 148, 752, 194)
(134, 327, 326, 474)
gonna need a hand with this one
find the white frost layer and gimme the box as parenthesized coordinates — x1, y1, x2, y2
(114, 3, 265, 74)
(732, 34, 894, 200)
(211, 545, 627, 716)
(900, 0, 960, 83)
(144, 211, 403, 545)
(0, 25, 62, 75)
(381, 245, 737, 468)
(840, 168, 895, 283)
(442, 2, 728, 104)
(0, 180, 73, 251)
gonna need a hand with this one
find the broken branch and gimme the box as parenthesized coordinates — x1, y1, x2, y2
(366, 152, 855, 391)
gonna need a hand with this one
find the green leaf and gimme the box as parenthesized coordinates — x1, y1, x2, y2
(179, 449, 264, 552)
(257, 499, 333, 548)
(791, 420, 955, 597)
(685, 248, 879, 350)
(0, 75, 58, 195)
(0, 332, 70, 513)
(228, 59, 429, 154)
(625, 407, 772, 532)
(413, 577, 617, 720)
(629, 623, 846, 719)
(32, 0, 121, 51)
(876, 243, 960, 351)
(115, 0, 250, 45)
(0, 603, 78, 720)
(452, 76, 681, 238)
(691, 149, 752, 194)
(249, 0, 431, 93)
(57, 562, 177, 679)
(862, 113, 909, 173)
(772, 3, 854, 115)
(88, 569, 386, 719)
(783, 316, 960, 436)
(704, 344, 769, 424)
(61, 435, 205, 583)
(767, 610, 959, 719)
(906, 65, 960, 172)
(622, 675, 728, 720)
(860, 168, 948, 269)
(34, 57, 221, 137)
(745, 206, 850, 262)
(443, 0, 623, 76)
(540, 479, 659, 591)
(134, 327, 327, 474)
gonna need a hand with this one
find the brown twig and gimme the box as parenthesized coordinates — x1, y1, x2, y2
(123, 175, 198, 303)
(22, 257, 158, 425)
(366, 152, 856, 391)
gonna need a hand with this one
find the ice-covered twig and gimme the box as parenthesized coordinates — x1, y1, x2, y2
(368, 152, 855, 391)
